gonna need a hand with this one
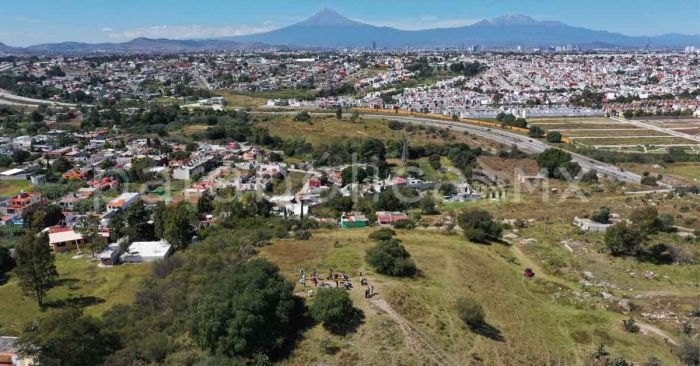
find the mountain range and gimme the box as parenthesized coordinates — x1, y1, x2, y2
(1, 8, 698, 54)
(224, 8, 699, 49)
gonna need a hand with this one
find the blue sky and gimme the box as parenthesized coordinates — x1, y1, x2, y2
(1, 0, 699, 46)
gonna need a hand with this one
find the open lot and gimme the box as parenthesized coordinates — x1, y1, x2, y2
(0, 253, 151, 335)
(530, 117, 700, 152)
(260, 223, 683, 365)
(0, 179, 33, 196)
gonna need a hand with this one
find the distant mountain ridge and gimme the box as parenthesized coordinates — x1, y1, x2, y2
(0, 38, 278, 55)
(1, 8, 698, 54)
(224, 8, 700, 49)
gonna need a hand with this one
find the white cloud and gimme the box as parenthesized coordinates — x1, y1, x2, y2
(107, 24, 274, 40)
(367, 16, 479, 30)
(100, 27, 113, 32)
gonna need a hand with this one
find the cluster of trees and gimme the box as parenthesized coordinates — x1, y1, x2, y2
(604, 207, 686, 263)
(457, 208, 503, 243)
(449, 61, 485, 77)
(366, 229, 417, 277)
(496, 113, 527, 128)
(536, 149, 581, 180)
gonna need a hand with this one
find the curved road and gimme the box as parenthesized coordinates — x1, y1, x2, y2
(255, 110, 647, 186)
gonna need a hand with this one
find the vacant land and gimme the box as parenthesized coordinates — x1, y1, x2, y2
(0, 253, 150, 335)
(260, 226, 681, 365)
(217, 91, 267, 108)
(530, 117, 700, 151)
(0, 179, 33, 196)
(255, 115, 498, 150)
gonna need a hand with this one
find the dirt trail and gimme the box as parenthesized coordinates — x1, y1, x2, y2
(368, 296, 457, 366)
(638, 323, 678, 346)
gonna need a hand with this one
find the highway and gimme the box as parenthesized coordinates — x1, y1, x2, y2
(0, 90, 83, 107)
(253, 110, 646, 185)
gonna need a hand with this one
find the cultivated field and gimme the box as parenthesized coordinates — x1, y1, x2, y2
(530, 117, 700, 152)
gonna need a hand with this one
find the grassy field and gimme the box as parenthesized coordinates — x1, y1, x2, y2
(259, 227, 681, 365)
(0, 252, 151, 335)
(254, 115, 498, 150)
(0, 179, 33, 196)
(620, 162, 700, 185)
(217, 91, 268, 109)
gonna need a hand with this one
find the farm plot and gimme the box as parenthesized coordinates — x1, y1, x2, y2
(530, 117, 700, 152)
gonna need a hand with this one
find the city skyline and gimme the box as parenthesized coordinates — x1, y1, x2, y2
(1, 0, 699, 46)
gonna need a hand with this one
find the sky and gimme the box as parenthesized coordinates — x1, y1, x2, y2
(1, 0, 699, 46)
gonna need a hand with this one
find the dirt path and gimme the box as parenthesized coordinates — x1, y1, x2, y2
(638, 323, 678, 346)
(368, 296, 457, 366)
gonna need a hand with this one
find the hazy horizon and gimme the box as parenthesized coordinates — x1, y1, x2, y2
(1, 0, 699, 47)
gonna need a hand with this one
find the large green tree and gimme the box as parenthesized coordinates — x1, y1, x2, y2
(457, 208, 502, 243)
(191, 259, 298, 358)
(17, 308, 117, 366)
(311, 288, 356, 334)
(15, 231, 58, 307)
(536, 148, 581, 180)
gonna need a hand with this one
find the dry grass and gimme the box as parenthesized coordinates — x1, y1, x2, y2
(259, 224, 681, 365)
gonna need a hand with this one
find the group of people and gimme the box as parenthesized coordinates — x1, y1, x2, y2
(299, 269, 376, 299)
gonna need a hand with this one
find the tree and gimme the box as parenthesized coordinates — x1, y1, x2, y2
(546, 131, 562, 143)
(341, 166, 367, 186)
(12, 149, 31, 164)
(630, 206, 661, 236)
(580, 169, 599, 183)
(528, 125, 545, 138)
(191, 259, 298, 359)
(350, 110, 360, 122)
(0, 246, 15, 278)
(153, 201, 166, 239)
(536, 148, 581, 180)
(311, 288, 356, 334)
(335, 107, 342, 120)
(591, 206, 611, 224)
(15, 231, 58, 307)
(605, 222, 643, 256)
(17, 308, 117, 366)
(197, 192, 214, 214)
(293, 111, 311, 122)
(420, 195, 439, 215)
(23, 203, 65, 231)
(163, 202, 196, 250)
(678, 335, 700, 366)
(365, 238, 417, 277)
(457, 208, 502, 243)
(75, 214, 105, 256)
(31, 110, 44, 122)
(456, 297, 485, 327)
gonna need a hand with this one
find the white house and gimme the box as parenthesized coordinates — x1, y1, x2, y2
(120, 240, 172, 263)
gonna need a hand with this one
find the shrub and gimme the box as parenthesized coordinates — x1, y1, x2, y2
(456, 297, 485, 326)
(311, 288, 356, 334)
(605, 222, 642, 256)
(457, 208, 502, 243)
(293, 111, 311, 122)
(622, 317, 640, 333)
(366, 238, 417, 277)
(294, 230, 312, 240)
(546, 131, 562, 143)
(368, 228, 396, 241)
(393, 219, 416, 230)
(591, 206, 611, 224)
(580, 169, 599, 183)
(678, 335, 700, 366)
(641, 175, 658, 186)
(528, 125, 545, 138)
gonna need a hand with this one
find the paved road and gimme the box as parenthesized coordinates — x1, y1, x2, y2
(0, 90, 83, 107)
(265, 111, 646, 185)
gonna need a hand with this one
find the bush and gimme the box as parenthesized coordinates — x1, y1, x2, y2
(641, 175, 658, 186)
(457, 208, 502, 243)
(293, 111, 311, 122)
(311, 288, 356, 334)
(393, 219, 416, 230)
(366, 238, 417, 277)
(546, 131, 562, 143)
(622, 317, 640, 333)
(678, 335, 700, 366)
(294, 230, 312, 240)
(528, 125, 545, 138)
(591, 206, 611, 224)
(456, 297, 485, 326)
(368, 228, 396, 241)
(605, 222, 643, 256)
